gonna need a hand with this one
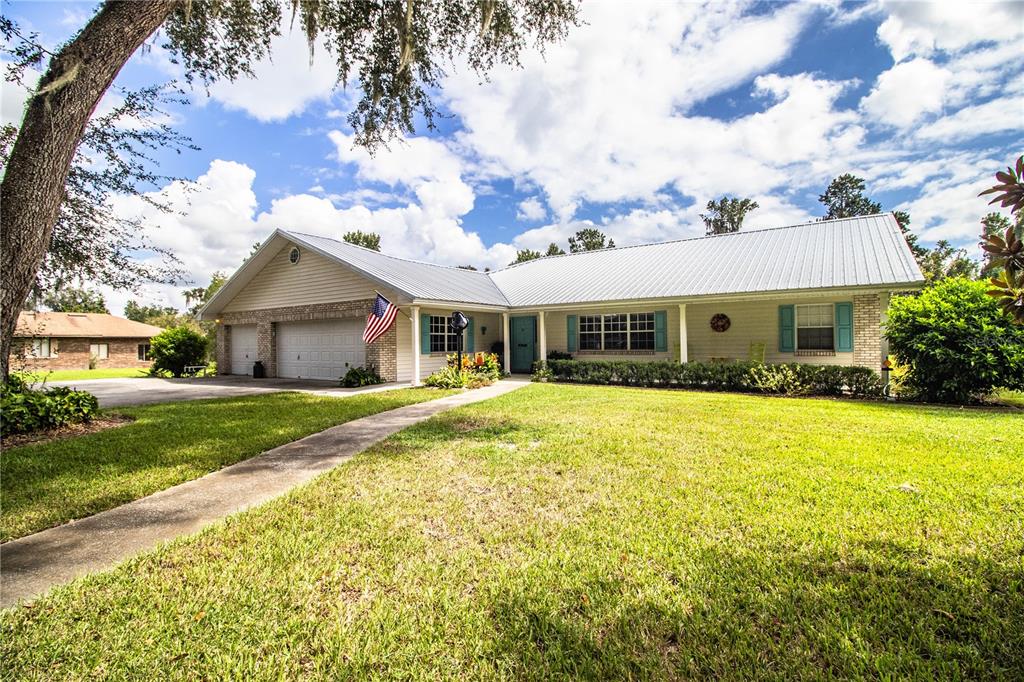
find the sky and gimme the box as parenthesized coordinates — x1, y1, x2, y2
(3, 0, 1023, 316)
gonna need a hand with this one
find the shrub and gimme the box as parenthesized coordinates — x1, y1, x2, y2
(542, 359, 881, 398)
(424, 366, 491, 389)
(341, 365, 384, 388)
(1, 375, 99, 436)
(149, 326, 209, 378)
(547, 350, 573, 361)
(886, 277, 1024, 403)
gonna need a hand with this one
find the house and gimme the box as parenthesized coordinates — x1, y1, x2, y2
(199, 213, 924, 383)
(14, 312, 164, 371)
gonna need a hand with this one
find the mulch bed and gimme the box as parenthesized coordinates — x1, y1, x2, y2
(3, 414, 135, 449)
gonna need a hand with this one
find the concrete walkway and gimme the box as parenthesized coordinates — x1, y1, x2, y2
(1, 379, 529, 608)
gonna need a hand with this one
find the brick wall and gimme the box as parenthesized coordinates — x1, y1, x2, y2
(853, 293, 882, 369)
(13, 337, 153, 371)
(215, 299, 397, 380)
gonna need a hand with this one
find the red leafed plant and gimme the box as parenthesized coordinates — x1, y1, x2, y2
(979, 155, 1024, 324)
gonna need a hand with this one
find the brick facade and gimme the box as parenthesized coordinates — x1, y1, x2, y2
(852, 293, 882, 370)
(13, 337, 153, 371)
(215, 299, 398, 381)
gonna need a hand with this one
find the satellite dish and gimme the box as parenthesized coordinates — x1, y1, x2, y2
(449, 311, 469, 331)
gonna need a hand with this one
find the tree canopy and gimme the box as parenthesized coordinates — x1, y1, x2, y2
(568, 228, 614, 253)
(343, 230, 382, 251)
(41, 287, 109, 314)
(701, 196, 759, 235)
(545, 242, 566, 256)
(510, 248, 541, 265)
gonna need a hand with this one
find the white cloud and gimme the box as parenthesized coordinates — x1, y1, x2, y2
(206, 31, 338, 122)
(860, 58, 950, 128)
(516, 197, 546, 222)
(876, 0, 1024, 62)
(915, 94, 1024, 142)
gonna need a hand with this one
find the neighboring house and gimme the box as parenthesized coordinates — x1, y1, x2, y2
(199, 214, 924, 383)
(14, 312, 163, 371)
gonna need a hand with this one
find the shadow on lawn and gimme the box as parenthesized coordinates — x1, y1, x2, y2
(482, 541, 1024, 680)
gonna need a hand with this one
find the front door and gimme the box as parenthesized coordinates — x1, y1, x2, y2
(510, 316, 537, 373)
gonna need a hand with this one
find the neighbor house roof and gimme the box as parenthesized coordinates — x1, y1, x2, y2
(202, 213, 923, 317)
(15, 312, 164, 339)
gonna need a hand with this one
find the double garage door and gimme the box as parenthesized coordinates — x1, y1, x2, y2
(277, 319, 365, 380)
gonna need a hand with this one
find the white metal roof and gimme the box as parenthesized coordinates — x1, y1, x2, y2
(489, 213, 924, 306)
(202, 213, 923, 317)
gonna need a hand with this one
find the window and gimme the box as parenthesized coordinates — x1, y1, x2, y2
(429, 315, 460, 353)
(578, 312, 657, 352)
(579, 315, 602, 350)
(629, 312, 655, 350)
(138, 343, 151, 361)
(796, 304, 834, 351)
(31, 337, 53, 358)
(289, 246, 300, 264)
(90, 343, 109, 360)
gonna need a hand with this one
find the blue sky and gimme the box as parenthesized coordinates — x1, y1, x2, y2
(3, 0, 1023, 313)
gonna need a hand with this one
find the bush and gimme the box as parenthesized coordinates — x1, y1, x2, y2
(149, 326, 209, 378)
(424, 352, 501, 389)
(542, 359, 881, 398)
(341, 365, 384, 388)
(886, 278, 1024, 403)
(1, 375, 99, 436)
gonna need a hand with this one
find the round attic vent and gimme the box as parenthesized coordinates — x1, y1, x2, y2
(289, 246, 300, 264)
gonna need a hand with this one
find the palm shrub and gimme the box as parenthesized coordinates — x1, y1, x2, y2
(149, 326, 209, 378)
(341, 365, 384, 387)
(886, 277, 1024, 403)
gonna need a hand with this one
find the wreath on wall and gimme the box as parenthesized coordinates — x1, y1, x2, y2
(710, 313, 731, 332)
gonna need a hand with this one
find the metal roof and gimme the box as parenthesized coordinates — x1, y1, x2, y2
(203, 214, 923, 317)
(281, 231, 510, 306)
(488, 213, 924, 306)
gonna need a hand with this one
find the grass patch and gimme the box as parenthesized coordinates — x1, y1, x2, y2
(0, 388, 452, 541)
(992, 388, 1024, 409)
(3, 384, 1022, 679)
(15, 367, 152, 382)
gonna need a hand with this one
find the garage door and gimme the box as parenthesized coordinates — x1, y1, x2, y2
(277, 319, 365, 380)
(230, 325, 258, 375)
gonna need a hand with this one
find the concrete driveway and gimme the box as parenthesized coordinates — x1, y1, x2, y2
(47, 375, 405, 408)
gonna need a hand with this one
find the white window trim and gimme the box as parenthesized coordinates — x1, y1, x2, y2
(138, 343, 151, 361)
(32, 337, 54, 358)
(579, 312, 656, 352)
(90, 342, 109, 360)
(795, 303, 835, 351)
(428, 315, 461, 354)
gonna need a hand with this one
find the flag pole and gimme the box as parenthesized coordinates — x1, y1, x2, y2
(374, 290, 412, 319)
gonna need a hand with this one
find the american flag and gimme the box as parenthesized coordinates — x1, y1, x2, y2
(363, 293, 399, 344)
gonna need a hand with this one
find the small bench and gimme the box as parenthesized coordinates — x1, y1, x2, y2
(183, 365, 210, 377)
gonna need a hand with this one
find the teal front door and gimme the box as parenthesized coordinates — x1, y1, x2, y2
(510, 316, 537, 373)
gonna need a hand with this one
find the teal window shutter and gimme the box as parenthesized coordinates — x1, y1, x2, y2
(834, 302, 853, 352)
(466, 317, 475, 352)
(567, 315, 578, 353)
(420, 314, 431, 354)
(654, 310, 668, 352)
(778, 305, 795, 352)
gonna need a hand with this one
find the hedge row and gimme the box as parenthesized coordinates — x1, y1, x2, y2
(538, 359, 882, 397)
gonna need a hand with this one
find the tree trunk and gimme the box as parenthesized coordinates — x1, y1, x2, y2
(0, 0, 177, 380)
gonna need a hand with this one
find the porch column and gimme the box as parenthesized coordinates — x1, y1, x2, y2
(538, 310, 547, 366)
(502, 312, 510, 374)
(411, 305, 421, 385)
(678, 303, 688, 363)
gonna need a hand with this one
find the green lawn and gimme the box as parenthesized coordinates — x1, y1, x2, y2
(3, 384, 1022, 679)
(15, 367, 152, 382)
(0, 389, 451, 542)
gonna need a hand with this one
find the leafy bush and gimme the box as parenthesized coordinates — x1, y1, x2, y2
(886, 277, 1024, 403)
(341, 365, 384, 388)
(424, 352, 502, 389)
(542, 359, 881, 398)
(547, 350, 573, 361)
(149, 326, 209, 378)
(424, 366, 491, 389)
(1, 375, 99, 436)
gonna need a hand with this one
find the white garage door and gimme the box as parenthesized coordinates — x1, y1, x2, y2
(277, 319, 365, 380)
(230, 325, 258, 375)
